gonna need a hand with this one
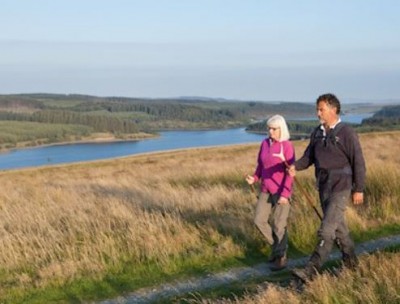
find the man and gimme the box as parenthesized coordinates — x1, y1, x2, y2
(289, 93, 366, 281)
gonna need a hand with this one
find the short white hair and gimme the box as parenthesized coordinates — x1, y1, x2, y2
(267, 114, 290, 141)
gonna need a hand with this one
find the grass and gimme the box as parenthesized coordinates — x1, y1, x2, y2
(0, 121, 92, 149)
(0, 131, 399, 303)
(0, 121, 155, 150)
(190, 250, 400, 304)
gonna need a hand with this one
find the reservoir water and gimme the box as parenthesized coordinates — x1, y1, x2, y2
(0, 114, 372, 170)
(0, 128, 266, 170)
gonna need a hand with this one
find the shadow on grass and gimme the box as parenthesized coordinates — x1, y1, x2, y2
(89, 182, 309, 268)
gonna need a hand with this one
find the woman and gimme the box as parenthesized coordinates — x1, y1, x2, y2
(246, 114, 295, 271)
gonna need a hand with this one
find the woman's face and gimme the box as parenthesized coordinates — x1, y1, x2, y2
(268, 125, 281, 141)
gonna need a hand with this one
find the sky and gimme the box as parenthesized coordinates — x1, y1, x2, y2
(1, 0, 399, 102)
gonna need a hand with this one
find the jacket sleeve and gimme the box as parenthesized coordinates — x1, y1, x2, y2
(253, 141, 264, 182)
(294, 131, 316, 171)
(345, 127, 366, 192)
(280, 141, 295, 198)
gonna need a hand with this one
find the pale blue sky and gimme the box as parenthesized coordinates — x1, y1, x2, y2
(1, 0, 399, 102)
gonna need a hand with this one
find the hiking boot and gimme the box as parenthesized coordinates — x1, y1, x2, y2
(268, 254, 277, 263)
(269, 254, 287, 271)
(342, 253, 359, 270)
(292, 264, 319, 282)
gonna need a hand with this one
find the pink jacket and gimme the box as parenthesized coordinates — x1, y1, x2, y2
(253, 139, 295, 198)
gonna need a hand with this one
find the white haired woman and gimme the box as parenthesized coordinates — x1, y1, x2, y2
(246, 114, 295, 271)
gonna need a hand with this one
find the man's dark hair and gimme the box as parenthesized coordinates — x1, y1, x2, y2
(316, 93, 341, 114)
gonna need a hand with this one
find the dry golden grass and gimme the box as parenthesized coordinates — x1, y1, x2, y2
(196, 252, 400, 304)
(0, 130, 399, 298)
(0, 145, 258, 291)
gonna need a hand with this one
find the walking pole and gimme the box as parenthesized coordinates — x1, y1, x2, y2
(272, 146, 322, 220)
(273, 144, 342, 249)
(250, 183, 257, 196)
(292, 178, 322, 220)
(245, 174, 259, 199)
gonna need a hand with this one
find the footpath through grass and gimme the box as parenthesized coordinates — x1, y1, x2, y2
(176, 244, 400, 304)
(4, 225, 400, 304)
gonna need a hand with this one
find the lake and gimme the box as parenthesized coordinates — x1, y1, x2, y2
(0, 113, 372, 171)
(0, 129, 267, 170)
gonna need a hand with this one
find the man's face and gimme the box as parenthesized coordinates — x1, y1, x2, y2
(316, 101, 337, 125)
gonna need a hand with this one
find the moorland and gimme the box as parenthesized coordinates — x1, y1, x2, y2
(0, 128, 399, 303)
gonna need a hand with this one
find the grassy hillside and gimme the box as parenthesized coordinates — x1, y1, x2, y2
(0, 131, 399, 303)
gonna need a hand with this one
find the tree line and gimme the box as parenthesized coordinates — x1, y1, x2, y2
(0, 110, 138, 133)
(0, 94, 315, 132)
(246, 120, 318, 139)
(361, 105, 400, 128)
(247, 104, 400, 137)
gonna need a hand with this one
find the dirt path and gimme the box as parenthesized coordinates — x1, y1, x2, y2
(97, 235, 400, 304)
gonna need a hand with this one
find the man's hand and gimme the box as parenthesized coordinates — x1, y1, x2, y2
(288, 165, 296, 177)
(352, 192, 364, 205)
(245, 175, 255, 185)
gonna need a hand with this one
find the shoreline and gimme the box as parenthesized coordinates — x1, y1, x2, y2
(0, 126, 248, 153)
(1, 129, 398, 174)
(0, 132, 159, 154)
(0, 142, 262, 174)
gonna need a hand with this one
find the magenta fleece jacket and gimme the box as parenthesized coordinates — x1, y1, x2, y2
(253, 139, 295, 198)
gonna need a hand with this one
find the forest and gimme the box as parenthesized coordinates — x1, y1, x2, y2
(1, 93, 399, 148)
(360, 105, 400, 130)
(0, 93, 315, 127)
(0, 93, 314, 148)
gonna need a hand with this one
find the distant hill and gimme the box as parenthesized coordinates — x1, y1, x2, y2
(361, 105, 400, 130)
(369, 105, 400, 118)
(343, 97, 400, 104)
(0, 93, 397, 148)
(247, 103, 400, 137)
(0, 93, 316, 132)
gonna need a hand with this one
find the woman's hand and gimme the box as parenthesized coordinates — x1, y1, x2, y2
(278, 197, 289, 204)
(245, 175, 255, 185)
